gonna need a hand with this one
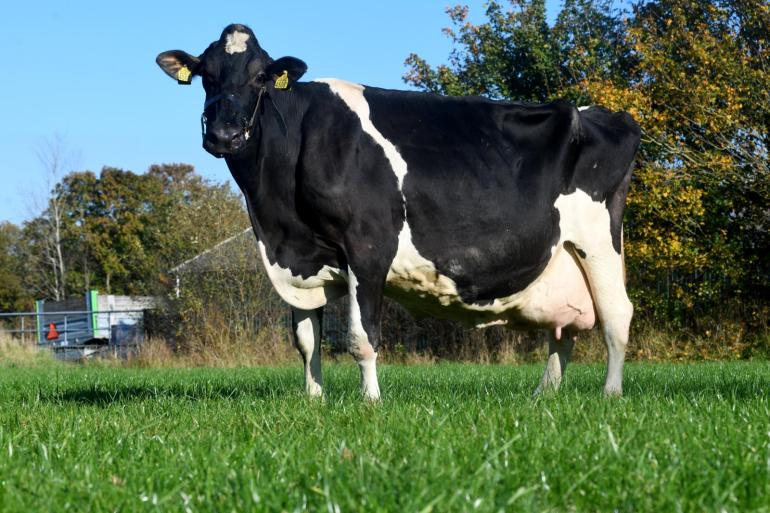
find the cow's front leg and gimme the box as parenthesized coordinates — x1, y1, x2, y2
(291, 307, 324, 397)
(347, 269, 384, 401)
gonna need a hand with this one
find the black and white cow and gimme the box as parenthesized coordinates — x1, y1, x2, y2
(157, 24, 640, 399)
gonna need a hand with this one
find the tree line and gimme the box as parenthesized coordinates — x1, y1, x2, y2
(0, 162, 248, 311)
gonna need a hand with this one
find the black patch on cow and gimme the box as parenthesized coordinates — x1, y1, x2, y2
(363, 88, 585, 304)
(576, 247, 587, 259)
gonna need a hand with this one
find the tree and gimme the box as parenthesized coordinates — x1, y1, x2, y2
(587, 0, 770, 318)
(24, 136, 79, 301)
(21, 163, 249, 300)
(0, 223, 26, 311)
(404, 0, 631, 102)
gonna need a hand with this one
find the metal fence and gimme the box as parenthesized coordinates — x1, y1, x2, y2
(0, 309, 151, 360)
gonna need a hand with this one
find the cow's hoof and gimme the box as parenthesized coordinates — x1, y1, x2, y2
(362, 388, 381, 402)
(533, 380, 561, 397)
(532, 385, 555, 398)
(603, 386, 623, 397)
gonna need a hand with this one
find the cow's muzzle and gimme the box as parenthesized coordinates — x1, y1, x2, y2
(203, 126, 247, 157)
(200, 87, 266, 157)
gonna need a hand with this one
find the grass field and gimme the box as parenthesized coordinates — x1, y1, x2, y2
(0, 361, 768, 512)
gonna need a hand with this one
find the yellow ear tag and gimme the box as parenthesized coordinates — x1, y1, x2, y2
(177, 65, 192, 85)
(274, 70, 289, 90)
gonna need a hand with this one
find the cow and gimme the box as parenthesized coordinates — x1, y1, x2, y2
(156, 24, 640, 400)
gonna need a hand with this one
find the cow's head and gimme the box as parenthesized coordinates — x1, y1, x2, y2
(156, 24, 307, 157)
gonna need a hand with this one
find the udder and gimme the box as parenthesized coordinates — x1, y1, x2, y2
(511, 243, 596, 331)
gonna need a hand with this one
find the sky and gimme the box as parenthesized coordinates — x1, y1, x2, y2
(0, 0, 563, 225)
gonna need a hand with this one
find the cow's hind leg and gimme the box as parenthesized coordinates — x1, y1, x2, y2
(291, 307, 324, 397)
(347, 268, 384, 400)
(574, 244, 632, 396)
(534, 330, 576, 396)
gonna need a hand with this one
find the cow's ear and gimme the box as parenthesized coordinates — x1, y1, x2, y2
(156, 50, 201, 85)
(264, 57, 307, 89)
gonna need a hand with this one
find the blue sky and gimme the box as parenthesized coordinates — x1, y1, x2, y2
(0, 0, 563, 225)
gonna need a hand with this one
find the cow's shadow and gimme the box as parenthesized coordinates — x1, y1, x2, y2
(51, 381, 299, 405)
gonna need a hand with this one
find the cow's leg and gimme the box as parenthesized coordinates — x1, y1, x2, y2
(534, 330, 576, 396)
(291, 307, 324, 397)
(574, 244, 633, 396)
(347, 269, 384, 401)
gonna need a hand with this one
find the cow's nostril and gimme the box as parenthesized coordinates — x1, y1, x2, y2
(203, 126, 246, 156)
(207, 127, 244, 149)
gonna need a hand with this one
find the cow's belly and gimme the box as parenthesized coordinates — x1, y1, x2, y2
(385, 223, 595, 330)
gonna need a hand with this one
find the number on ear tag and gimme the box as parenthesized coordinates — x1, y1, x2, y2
(274, 70, 289, 90)
(177, 65, 192, 85)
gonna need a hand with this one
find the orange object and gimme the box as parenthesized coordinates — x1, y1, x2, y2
(46, 322, 59, 340)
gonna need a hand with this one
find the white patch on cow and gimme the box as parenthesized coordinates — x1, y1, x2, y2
(293, 308, 323, 397)
(257, 241, 346, 310)
(578, 106, 592, 111)
(315, 78, 408, 190)
(554, 189, 612, 247)
(225, 31, 250, 54)
(387, 222, 458, 306)
(348, 269, 380, 400)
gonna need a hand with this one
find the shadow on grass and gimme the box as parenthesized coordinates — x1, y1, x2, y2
(49, 380, 301, 405)
(42, 362, 770, 405)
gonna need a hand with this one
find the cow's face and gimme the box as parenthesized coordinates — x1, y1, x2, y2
(156, 24, 306, 157)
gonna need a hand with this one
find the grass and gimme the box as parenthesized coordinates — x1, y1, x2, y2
(0, 361, 768, 512)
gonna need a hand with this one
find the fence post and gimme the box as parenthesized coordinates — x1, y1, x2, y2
(63, 316, 68, 345)
(20, 317, 25, 345)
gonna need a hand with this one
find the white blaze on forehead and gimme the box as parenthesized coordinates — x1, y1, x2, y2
(225, 31, 250, 54)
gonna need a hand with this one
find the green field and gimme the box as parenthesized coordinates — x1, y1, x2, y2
(0, 361, 768, 512)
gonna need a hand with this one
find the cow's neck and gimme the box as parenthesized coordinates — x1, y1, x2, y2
(224, 89, 309, 262)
